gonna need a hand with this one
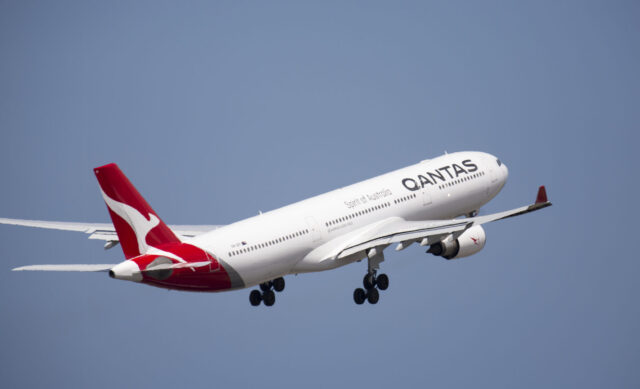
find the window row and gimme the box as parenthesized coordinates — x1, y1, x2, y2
(438, 171, 485, 190)
(325, 202, 392, 227)
(394, 193, 417, 204)
(228, 229, 310, 257)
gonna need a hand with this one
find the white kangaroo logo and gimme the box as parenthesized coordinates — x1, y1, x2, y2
(101, 189, 186, 263)
(101, 189, 160, 255)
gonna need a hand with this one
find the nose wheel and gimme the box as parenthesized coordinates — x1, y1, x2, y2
(353, 247, 389, 305)
(249, 277, 285, 307)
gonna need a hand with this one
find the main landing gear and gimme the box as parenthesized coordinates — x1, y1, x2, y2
(249, 277, 285, 307)
(353, 247, 389, 305)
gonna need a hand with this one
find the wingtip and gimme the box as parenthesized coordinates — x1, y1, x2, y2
(535, 186, 548, 204)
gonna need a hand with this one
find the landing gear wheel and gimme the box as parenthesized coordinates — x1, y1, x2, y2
(367, 288, 379, 304)
(263, 290, 276, 306)
(259, 282, 272, 292)
(363, 273, 376, 290)
(249, 290, 262, 306)
(273, 277, 285, 292)
(353, 288, 366, 305)
(376, 273, 389, 291)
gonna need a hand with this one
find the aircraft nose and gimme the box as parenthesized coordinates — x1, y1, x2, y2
(494, 156, 508, 184)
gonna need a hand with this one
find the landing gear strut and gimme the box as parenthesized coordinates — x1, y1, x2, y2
(353, 247, 389, 305)
(249, 277, 285, 307)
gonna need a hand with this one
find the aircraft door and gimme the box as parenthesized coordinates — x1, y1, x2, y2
(305, 216, 322, 243)
(422, 188, 432, 207)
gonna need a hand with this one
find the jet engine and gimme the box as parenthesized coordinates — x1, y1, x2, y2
(427, 225, 486, 260)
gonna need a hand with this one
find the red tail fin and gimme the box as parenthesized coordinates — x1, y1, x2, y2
(94, 163, 180, 259)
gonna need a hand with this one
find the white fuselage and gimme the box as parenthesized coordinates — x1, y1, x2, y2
(190, 151, 508, 288)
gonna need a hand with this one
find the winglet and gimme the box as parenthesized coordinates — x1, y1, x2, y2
(535, 186, 548, 204)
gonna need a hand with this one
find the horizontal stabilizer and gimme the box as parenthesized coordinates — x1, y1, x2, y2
(0, 217, 221, 241)
(12, 264, 115, 272)
(0, 218, 112, 232)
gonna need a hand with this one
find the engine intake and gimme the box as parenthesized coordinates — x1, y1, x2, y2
(427, 225, 486, 260)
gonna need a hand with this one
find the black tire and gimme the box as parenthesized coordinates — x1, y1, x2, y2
(259, 282, 272, 292)
(363, 274, 376, 290)
(353, 288, 366, 305)
(367, 288, 379, 304)
(263, 290, 276, 306)
(376, 273, 389, 291)
(273, 277, 285, 292)
(249, 290, 262, 306)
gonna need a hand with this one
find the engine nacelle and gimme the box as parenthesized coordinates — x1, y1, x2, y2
(427, 225, 486, 260)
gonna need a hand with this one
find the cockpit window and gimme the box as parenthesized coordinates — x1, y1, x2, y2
(496, 159, 502, 166)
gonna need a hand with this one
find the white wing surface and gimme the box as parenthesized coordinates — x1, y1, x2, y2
(332, 186, 552, 260)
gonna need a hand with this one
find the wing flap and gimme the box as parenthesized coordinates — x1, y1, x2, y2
(338, 221, 471, 258)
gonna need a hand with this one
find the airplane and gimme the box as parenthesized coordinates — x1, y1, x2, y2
(1, 151, 551, 306)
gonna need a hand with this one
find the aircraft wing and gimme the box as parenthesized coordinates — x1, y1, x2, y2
(0, 217, 221, 244)
(334, 186, 551, 259)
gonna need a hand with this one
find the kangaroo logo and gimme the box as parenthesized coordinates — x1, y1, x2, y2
(100, 189, 160, 255)
(100, 189, 186, 263)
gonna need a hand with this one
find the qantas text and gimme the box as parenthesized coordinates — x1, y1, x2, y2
(401, 159, 478, 191)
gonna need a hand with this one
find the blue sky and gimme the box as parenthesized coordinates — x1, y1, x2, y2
(1, 1, 638, 388)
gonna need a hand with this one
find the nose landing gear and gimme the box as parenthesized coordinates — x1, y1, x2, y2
(353, 247, 389, 305)
(249, 277, 285, 307)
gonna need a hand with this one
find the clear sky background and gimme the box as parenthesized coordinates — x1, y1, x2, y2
(1, 1, 638, 388)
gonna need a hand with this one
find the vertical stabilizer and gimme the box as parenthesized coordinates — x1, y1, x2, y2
(94, 163, 180, 259)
